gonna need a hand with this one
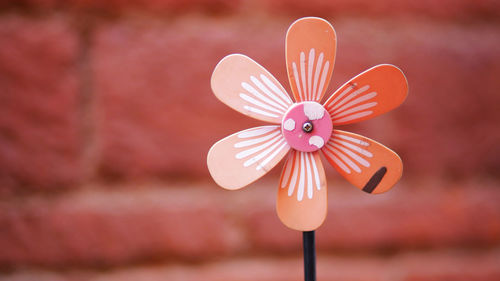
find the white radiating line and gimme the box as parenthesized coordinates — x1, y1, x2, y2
(292, 62, 303, 100)
(323, 148, 351, 174)
(310, 153, 321, 191)
(330, 85, 370, 111)
(257, 142, 288, 170)
(243, 106, 280, 118)
(333, 111, 373, 124)
(332, 92, 377, 115)
(329, 85, 370, 112)
(297, 152, 306, 201)
(240, 93, 284, 114)
(288, 152, 300, 196)
(326, 86, 353, 110)
(250, 76, 289, 109)
(329, 146, 361, 173)
(305, 152, 313, 199)
(307, 49, 315, 101)
(334, 102, 377, 119)
(316, 61, 330, 101)
(241, 82, 285, 112)
(332, 139, 373, 157)
(244, 139, 285, 167)
(281, 153, 294, 188)
(234, 130, 280, 148)
(312, 53, 324, 102)
(240, 94, 284, 114)
(334, 134, 370, 146)
(332, 143, 370, 167)
(260, 74, 292, 105)
(238, 126, 278, 138)
(300, 52, 307, 101)
(236, 134, 281, 159)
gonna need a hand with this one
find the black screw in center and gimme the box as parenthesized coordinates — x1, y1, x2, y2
(302, 121, 313, 133)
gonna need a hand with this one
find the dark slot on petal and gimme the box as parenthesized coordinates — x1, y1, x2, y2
(362, 167, 387, 193)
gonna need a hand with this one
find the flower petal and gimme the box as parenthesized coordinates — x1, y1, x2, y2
(286, 17, 336, 103)
(211, 54, 293, 124)
(207, 126, 290, 190)
(323, 64, 408, 125)
(321, 130, 403, 194)
(277, 150, 327, 231)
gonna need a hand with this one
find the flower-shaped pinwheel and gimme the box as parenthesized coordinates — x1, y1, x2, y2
(207, 17, 408, 231)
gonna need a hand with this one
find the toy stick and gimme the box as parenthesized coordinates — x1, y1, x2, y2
(303, 231, 316, 281)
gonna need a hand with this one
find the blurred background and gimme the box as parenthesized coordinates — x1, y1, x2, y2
(0, 0, 499, 280)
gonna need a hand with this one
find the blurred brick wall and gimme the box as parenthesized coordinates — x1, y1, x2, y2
(0, 0, 499, 280)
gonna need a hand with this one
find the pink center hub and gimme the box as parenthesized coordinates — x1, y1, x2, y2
(281, 101, 332, 152)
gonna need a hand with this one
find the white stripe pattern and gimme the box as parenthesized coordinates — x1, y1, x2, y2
(251, 76, 290, 108)
(280, 151, 322, 201)
(322, 133, 373, 174)
(237, 126, 276, 138)
(240, 94, 284, 114)
(243, 105, 280, 118)
(334, 102, 377, 119)
(331, 92, 377, 115)
(234, 130, 281, 148)
(325, 83, 379, 124)
(329, 85, 370, 111)
(240, 74, 293, 119)
(260, 75, 293, 105)
(333, 111, 373, 124)
(291, 48, 330, 101)
(233, 126, 289, 170)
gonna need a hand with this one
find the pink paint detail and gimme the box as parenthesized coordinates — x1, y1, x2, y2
(281, 102, 332, 152)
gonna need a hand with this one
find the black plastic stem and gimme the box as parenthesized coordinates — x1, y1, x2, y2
(303, 231, 316, 281)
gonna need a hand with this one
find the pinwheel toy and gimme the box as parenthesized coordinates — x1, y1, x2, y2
(207, 17, 408, 280)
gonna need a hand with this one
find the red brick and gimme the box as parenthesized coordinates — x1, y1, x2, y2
(0, 16, 82, 192)
(0, 0, 241, 15)
(0, 183, 243, 267)
(1, 180, 498, 268)
(264, 0, 500, 21)
(2, 249, 500, 281)
(93, 17, 500, 180)
(2, 0, 499, 21)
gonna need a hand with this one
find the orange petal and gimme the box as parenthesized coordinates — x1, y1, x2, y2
(207, 126, 290, 190)
(277, 150, 327, 231)
(286, 17, 337, 103)
(211, 54, 293, 124)
(321, 130, 403, 194)
(323, 64, 408, 125)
